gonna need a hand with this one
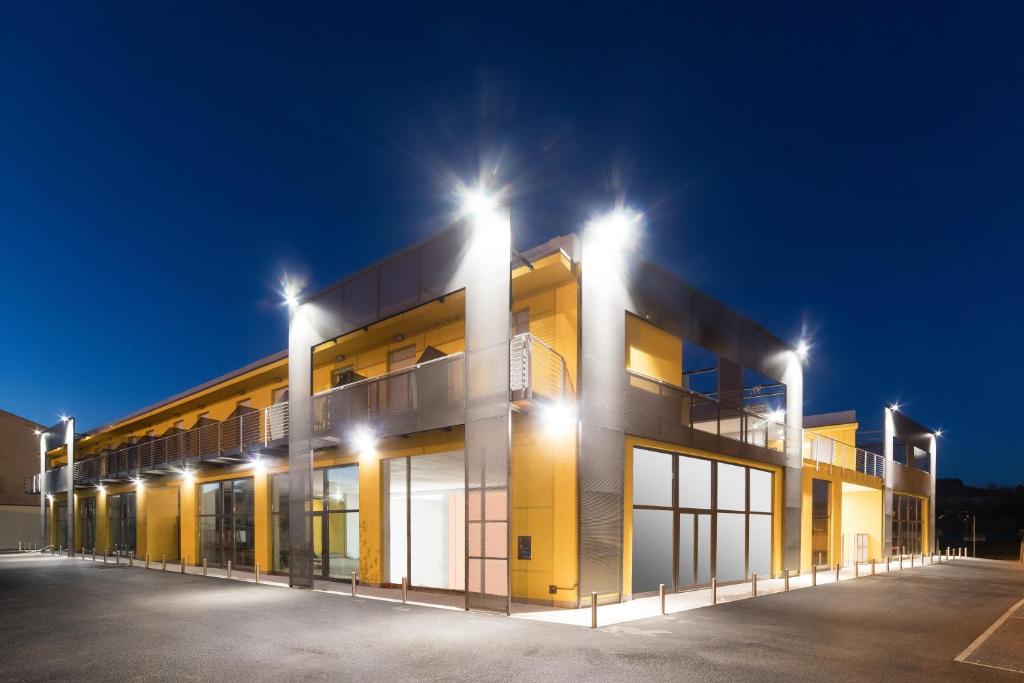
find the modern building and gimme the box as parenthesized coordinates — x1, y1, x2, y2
(0, 408, 46, 549)
(27, 204, 940, 612)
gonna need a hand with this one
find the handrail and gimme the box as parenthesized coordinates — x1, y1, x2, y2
(626, 368, 788, 426)
(312, 351, 465, 399)
(804, 431, 884, 479)
(62, 403, 291, 483)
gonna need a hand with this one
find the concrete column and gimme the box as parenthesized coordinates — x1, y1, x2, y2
(39, 433, 47, 543)
(929, 435, 937, 554)
(882, 407, 895, 555)
(64, 418, 75, 553)
(780, 353, 803, 575)
(578, 229, 629, 601)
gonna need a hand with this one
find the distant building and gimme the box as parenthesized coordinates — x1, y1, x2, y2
(0, 408, 45, 549)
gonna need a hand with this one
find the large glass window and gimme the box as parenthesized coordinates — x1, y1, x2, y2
(197, 478, 254, 568)
(80, 497, 96, 551)
(385, 451, 465, 590)
(811, 479, 830, 566)
(892, 494, 923, 555)
(107, 492, 136, 552)
(271, 474, 289, 572)
(631, 447, 774, 594)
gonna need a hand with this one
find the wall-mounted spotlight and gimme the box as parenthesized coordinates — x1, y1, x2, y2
(541, 401, 578, 435)
(890, 402, 901, 413)
(59, 414, 69, 423)
(351, 427, 377, 454)
(795, 339, 810, 362)
(934, 429, 943, 438)
(33, 429, 41, 437)
(586, 207, 642, 252)
(459, 185, 499, 218)
(766, 409, 786, 424)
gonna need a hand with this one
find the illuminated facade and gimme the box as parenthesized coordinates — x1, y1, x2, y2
(29, 210, 938, 612)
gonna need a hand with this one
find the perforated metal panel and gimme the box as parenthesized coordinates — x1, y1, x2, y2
(463, 208, 512, 613)
(578, 237, 628, 602)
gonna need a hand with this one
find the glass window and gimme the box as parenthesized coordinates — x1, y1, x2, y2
(386, 458, 408, 584)
(717, 463, 746, 511)
(678, 456, 711, 509)
(327, 466, 359, 511)
(633, 448, 673, 507)
(749, 468, 772, 513)
(632, 509, 674, 594)
(748, 514, 772, 576)
(716, 512, 746, 582)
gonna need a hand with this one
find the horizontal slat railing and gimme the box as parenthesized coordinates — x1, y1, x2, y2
(804, 432, 884, 479)
(65, 404, 291, 486)
(510, 333, 573, 403)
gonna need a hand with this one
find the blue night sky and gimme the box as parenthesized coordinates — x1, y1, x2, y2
(2, 3, 1021, 484)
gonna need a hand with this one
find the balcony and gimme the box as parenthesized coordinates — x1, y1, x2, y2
(312, 352, 466, 446)
(510, 333, 573, 405)
(37, 403, 291, 489)
(625, 370, 798, 464)
(804, 432, 885, 480)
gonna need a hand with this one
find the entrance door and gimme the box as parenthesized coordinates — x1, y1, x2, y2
(811, 479, 830, 566)
(678, 512, 712, 589)
(385, 451, 466, 590)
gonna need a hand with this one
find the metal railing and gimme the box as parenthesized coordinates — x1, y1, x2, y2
(312, 352, 466, 442)
(626, 369, 798, 457)
(510, 333, 573, 403)
(803, 432, 884, 479)
(50, 403, 290, 486)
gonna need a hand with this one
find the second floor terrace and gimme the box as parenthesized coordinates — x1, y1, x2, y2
(32, 402, 290, 492)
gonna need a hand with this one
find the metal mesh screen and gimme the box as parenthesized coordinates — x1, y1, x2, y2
(463, 208, 511, 613)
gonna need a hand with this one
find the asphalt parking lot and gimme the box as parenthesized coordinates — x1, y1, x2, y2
(1, 553, 1022, 681)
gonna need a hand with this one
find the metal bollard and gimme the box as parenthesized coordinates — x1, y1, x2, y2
(351, 572, 357, 597)
(181, 556, 187, 574)
(162, 554, 167, 571)
(752, 573, 758, 597)
(834, 563, 840, 583)
(659, 583, 666, 614)
(784, 569, 790, 591)
(711, 577, 718, 605)
(899, 555, 903, 571)
(102, 550, 107, 564)
(145, 553, 150, 569)
(129, 552, 134, 568)
(227, 560, 232, 579)
(855, 561, 859, 579)
(115, 551, 120, 566)
(203, 558, 208, 576)
(591, 592, 598, 628)
(92, 547, 96, 562)
(885, 556, 890, 572)
(910, 554, 915, 568)
(255, 563, 260, 584)
(871, 558, 876, 575)
(812, 564, 817, 586)
(401, 577, 408, 603)
(18, 541, 22, 552)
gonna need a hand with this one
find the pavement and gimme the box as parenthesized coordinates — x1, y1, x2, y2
(1, 552, 1023, 681)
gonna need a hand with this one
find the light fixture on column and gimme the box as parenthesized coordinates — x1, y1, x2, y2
(586, 207, 642, 253)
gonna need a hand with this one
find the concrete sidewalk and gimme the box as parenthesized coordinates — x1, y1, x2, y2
(31, 547, 968, 628)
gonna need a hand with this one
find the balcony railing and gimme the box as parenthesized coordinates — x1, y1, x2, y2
(312, 352, 465, 444)
(48, 403, 291, 486)
(626, 370, 798, 461)
(804, 432, 885, 479)
(510, 333, 573, 403)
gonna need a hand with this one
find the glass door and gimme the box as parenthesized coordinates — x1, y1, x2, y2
(678, 512, 712, 589)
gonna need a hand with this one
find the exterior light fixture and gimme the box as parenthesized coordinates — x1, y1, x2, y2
(251, 454, 265, 474)
(33, 429, 41, 437)
(586, 207, 642, 252)
(281, 276, 303, 307)
(97, 485, 106, 494)
(47, 494, 53, 502)
(59, 414, 69, 423)
(459, 185, 498, 218)
(541, 401, 578, 435)
(795, 339, 810, 361)
(351, 427, 377, 454)
(766, 409, 786, 424)
(890, 402, 901, 413)
(934, 429, 943, 438)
